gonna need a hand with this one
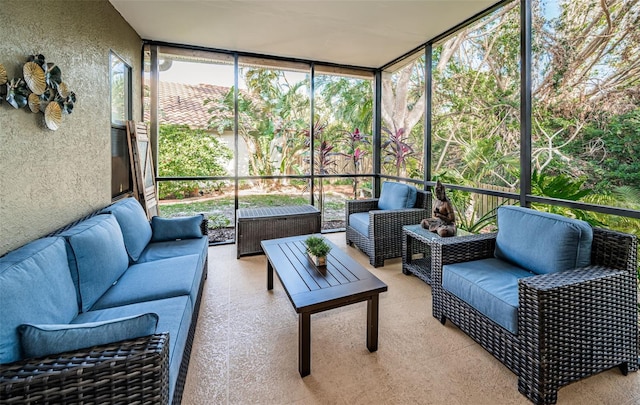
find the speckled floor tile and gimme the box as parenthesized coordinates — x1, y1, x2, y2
(180, 233, 640, 405)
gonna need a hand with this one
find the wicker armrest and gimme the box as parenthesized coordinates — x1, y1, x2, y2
(591, 227, 638, 271)
(518, 265, 639, 403)
(429, 233, 497, 286)
(346, 199, 379, 217)
(519, 265, 629, 292)
(369, 207, 429, 228)
(200, 215, 209, 236)
(0, 333, 170, 405)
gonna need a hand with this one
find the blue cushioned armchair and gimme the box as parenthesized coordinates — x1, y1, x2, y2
(346, 182, 431, 267)
(430, 206, 638, 404)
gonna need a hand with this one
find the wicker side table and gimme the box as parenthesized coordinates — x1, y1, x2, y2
(236, 205, 321, 258)
(402, 224, 471, 284)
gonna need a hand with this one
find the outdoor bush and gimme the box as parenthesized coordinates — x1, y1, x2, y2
(158, 124, 232, 199)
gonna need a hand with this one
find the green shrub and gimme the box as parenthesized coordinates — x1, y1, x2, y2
(158, 124, 232, 199)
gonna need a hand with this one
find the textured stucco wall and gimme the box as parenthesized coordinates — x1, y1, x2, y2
(0, 0, 141, 255)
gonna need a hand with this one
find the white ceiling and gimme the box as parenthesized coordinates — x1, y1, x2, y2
(109, 0, 498, 69)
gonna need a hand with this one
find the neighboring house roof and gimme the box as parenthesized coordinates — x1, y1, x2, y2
(144, 81, 232, 130)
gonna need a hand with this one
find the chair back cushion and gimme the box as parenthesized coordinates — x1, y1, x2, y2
(378, 182, 417, 210)
(495, 206, 592, 275)
(0, 237, 78, 363)
(100, 198, 152, 262)
(60, 214, 130, 312)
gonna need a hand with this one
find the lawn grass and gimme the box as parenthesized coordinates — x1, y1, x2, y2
(158, 194, 310, 217)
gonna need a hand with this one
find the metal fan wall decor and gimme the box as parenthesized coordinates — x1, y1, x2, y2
(0, 54, 77, 130)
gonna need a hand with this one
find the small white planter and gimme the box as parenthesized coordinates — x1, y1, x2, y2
(308, 253, 327, 267)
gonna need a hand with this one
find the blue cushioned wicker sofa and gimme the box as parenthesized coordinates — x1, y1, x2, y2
(0, 197, 208, 404)
(430, 205, 638, 405)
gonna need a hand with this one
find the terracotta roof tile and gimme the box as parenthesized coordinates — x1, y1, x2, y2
(144, 81, 232, 129)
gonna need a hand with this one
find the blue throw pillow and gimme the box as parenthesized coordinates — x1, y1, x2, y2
(18, 313, 158, 359)
(101, 198, 152, 262)
(378, 182, 416, 210)
(151, 215, 204, 242)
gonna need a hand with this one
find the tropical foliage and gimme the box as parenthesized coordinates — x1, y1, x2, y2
(157, 124, 232, 199)
(191, 0, 639, 238)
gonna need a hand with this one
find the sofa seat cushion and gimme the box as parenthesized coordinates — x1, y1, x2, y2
(60, 214, 130, 312)
(151, 214, 204, 242)
(378, 181, 417, 210)
(0, 237, 78, 364)
(91, 254, 203, 311)
(442, 258, 534, 334)
(135, 236, 209, 268)
(73, 296, 192, 402)
(100, 197, 152, 262)
(18, 313, 158, 359)
(495, 206, 593, 275)
(348, 212, 370, 237)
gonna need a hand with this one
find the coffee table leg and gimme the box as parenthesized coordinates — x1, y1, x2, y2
(299, 312, 311, 377)
(367, 294, 379, 352)
(267, 261, 274, 290)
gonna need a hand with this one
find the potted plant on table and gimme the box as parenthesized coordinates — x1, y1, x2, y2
(304, 236, 332, 267)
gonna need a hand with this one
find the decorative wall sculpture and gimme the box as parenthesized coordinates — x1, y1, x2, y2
(0, 54, 76, 130)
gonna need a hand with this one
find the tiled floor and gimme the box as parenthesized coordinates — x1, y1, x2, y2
(181, 233, 640, 405)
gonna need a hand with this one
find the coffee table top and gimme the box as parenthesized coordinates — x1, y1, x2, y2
(261, 235, 388, 313)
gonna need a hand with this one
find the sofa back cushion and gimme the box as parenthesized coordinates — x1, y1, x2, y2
(0, 237, 78, 364)
(378, 182, 417, 210)
(495, 206, 593, 275)
(60, 214, 130, 312)
(100, 197, 152, 262)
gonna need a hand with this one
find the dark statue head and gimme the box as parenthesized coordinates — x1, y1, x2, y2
(435, 180, 446, 201)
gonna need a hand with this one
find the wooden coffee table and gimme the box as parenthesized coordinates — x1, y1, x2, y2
(261, 234, 388, 377)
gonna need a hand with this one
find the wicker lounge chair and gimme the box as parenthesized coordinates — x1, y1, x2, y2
(430, 207, 638, 405)
(346, 182, 431, 267)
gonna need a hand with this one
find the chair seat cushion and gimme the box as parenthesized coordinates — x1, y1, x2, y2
(349, 212, 370, 236)
(495, 206, 593, 275)
(442, 258, 534, 333)
(378, 181, 417, 210)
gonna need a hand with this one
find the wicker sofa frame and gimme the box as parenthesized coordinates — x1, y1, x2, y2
(430, 227, 638, 405)
(346, 189, 431, 267)
(0, 204, 209, 404)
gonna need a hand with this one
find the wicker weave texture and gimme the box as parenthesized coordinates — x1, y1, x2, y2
(236, 205, 321, 258)
(430, 227, 639, 405)
(345, 190, 431, 267)
(0, 333, 170, 404)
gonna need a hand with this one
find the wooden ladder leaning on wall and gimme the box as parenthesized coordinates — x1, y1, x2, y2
(126, 120, 158, 219)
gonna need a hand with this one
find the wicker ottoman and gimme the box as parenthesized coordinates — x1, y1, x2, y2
(236, 205, 321, 258)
